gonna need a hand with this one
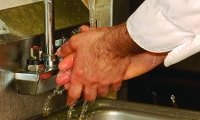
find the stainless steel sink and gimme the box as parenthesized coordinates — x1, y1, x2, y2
(30, 98, 200, 120)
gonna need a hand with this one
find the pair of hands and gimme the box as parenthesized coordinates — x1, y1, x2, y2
(56, 23, 167, 106)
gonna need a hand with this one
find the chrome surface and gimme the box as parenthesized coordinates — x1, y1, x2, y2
(171, 95, 178, 108)
(14, 69, 58, 95)
(0, 0, 89, 119)
(44, 0, 56, 68)
(14, 0, 88, 96)
(0, 19, 10, 35)
(0, 0, 89, 39)
(31, 98, 200, 120)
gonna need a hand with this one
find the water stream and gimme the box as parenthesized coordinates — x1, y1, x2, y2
(42, 86, 65, 116)
(42, 86, 94, 119)
(67, 106, 75, 120)
(78, 100, 90, 120)
(67, 0, 96, 119)
(42, 0, 96, 118)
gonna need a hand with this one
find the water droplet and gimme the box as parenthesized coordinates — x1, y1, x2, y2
(42, 86, 65, 116)
(67, 106, 75, 120)
(79, 100, 91, 119)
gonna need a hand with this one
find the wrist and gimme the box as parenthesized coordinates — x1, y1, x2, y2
(105, 22, 145, 58)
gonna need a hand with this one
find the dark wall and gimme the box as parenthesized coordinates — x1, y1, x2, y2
(112, 0, 144, 25)
(113, 0, 129, 25)
(129, 0, 144, 15)
(128, 67, 200, 111)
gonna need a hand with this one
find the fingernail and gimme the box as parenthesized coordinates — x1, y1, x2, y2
(57, 70, 71, 82)
(68, 100, 77, 106)
(56, 47, 61, 56)
(56, 71, 69, 86)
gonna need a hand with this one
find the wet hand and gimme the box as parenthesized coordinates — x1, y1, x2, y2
(56, 52, 166, 90)
(56, 23, 166, 106)
(56, 30, 131, 106)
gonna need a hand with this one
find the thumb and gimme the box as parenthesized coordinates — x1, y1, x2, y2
(123, 52, 166, 80)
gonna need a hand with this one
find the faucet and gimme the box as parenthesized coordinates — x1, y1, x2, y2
(14, 0, 59, 95)
(44, 0, 56, 69)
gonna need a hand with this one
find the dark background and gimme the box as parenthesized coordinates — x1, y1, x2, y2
(127, 0, 200, 111)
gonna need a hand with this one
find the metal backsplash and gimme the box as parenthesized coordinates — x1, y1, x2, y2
(0, 0, 88, 119)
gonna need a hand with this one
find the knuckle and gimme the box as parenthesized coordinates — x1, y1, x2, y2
(75, 70, 84, 78)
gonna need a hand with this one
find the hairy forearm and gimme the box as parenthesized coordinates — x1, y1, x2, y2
(103, 22, 145, 58)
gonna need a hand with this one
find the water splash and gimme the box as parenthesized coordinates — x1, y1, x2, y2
(67, 106, 75, 120)
(88, 0, 96, 29)
(42, 86, 65, 116)
(79, 100, 91, 120)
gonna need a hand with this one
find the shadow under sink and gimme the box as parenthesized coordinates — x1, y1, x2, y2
(30, 98, 200, 120)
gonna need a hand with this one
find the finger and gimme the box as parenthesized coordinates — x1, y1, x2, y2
(66, 79, 83, 106)
(56, 39, 76, 58)
(97, 85, 110, 97)
(83, 85, 97, 102)
(58, 53, 74, 71)
(56, 70, 71, 86)
(39, 72, 53, 80)
(110, 82, 122, 92)
(80, 25, 90, 32)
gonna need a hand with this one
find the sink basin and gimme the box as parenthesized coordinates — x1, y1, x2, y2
(31, 98, 200, 120)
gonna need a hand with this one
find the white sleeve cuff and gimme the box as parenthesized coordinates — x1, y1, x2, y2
(127, 0, 200, 66)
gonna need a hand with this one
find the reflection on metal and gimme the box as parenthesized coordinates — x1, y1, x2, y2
(12, 0, 89, 96)
(170, 95, 178, 108)
(31, 98, 200, 120)
(0, 0, 89, 40)
(44, 0, 56, 68)
(0, 19, 10, 35)
(0, 0, 89, 119)
(14, 69, 58, 95)
(17, 0, 59, 94)
(152, 92, 157, 105)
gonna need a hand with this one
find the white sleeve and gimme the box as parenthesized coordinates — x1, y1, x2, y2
(127, 0, 200, 67)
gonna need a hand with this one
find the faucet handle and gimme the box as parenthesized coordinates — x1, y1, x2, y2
(27, 46, 45, 72)
(170, 95, 178, 108)
(55, 37, 68, 48)
(71, 27, 81, 35)
(152, 92, 157, 105)
(30, 46, 43, 60)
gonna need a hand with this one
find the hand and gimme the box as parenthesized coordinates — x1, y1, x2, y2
(56, 25, 90, 88)
(56, 23, 167, 106)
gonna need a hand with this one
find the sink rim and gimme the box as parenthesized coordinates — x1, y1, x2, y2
(30, 98, 200, 120)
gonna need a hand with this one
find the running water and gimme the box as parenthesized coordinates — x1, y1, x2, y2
(88, 0, 96, 29)
(42, 86, 65, 116)
(74, 0, 96, 119)
(45, 0, 97, 118)
(67, 106, 75, 120)
(78, 100, 90, 120)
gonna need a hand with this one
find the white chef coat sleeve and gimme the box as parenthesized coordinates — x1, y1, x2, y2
(126, 0, 200, 67)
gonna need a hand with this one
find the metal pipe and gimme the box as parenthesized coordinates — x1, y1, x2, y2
(44, 0, 56, 68)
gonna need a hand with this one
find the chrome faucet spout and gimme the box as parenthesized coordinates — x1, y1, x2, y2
(13, 0, 89, 96)
(44, 0, 56, 68)
(14, 0, 58, 96)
